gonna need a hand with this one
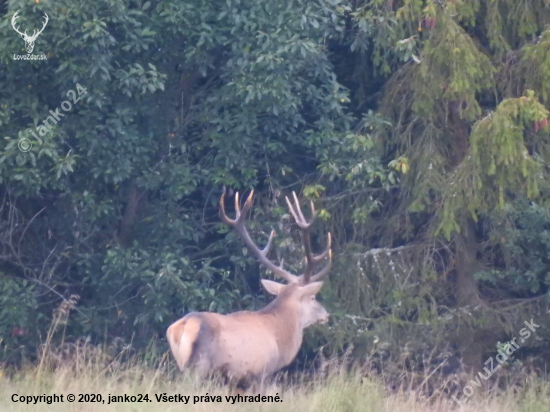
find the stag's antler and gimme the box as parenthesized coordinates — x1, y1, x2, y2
(220, 191, 331, 285)
(285, 192, 331, 284)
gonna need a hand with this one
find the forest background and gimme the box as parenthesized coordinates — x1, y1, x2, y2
(1, 0, 550, 388)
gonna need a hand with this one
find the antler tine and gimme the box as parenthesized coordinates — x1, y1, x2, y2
(285, 192, 332, 284)
(285, 191, 314, 229)
(311, 232, 331, 263)
(220, 191, 299, 284)
(309, 233, 332, 282)
(309, 199, 315, 220)
(291, 191, 306, 224)
(286, 193, 313, 283)
(220, 191, 235, 225)
(234, 191, 241, 219)
(220, 190, 253, 224)
(310, 248, 332, 282)
(261, 230, 275, 256)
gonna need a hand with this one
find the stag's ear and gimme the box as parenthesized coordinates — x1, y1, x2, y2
(299, 281, 324, 297)
(261, 279, 285, 296)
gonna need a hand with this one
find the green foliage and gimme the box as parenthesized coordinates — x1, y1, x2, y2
(475, 198, 550, 295)
(437, 90, 550, 238)
(313, 0, 550, 372)
(0, 0, 353, 361)
(350, 1, 399, 74)
(0, 275, 39, 352)
(523, 30, 550, 104)
(413, 13, 494, 120)
(318, 111, 388, 189)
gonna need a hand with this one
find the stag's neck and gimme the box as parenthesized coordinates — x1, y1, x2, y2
(258, 299, 303, 366)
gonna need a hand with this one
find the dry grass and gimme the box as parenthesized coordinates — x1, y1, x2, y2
(1, 341, 550, 412)
(2, 298, 549, 411)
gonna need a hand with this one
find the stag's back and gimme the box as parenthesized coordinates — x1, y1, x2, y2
(166, 282, 326, 380)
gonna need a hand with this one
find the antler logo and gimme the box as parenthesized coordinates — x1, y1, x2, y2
(11, 11, 49, 54)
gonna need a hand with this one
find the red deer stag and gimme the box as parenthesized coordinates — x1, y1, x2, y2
(166, 191, 331, 391)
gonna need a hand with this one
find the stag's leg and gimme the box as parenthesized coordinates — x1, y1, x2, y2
(249, 380, 260, 395)
(193, 355, 215, 384)
(234, 375, 252, 394)
(223, 372, 259, 395)
(246, 373, 268, 395)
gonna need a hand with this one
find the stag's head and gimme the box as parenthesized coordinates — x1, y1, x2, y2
(261, 279, 329, 327)
(12, 11, 49, 54)
(220, 191, 332, 327)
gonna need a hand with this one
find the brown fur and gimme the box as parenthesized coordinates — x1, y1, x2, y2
(167, 281, 328, 389)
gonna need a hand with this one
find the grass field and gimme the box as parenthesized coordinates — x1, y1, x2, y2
(1, 343, 550, 412)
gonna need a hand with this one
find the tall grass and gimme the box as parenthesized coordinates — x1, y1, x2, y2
(2, 298, 549, 411)
(1, 340, 550, 412)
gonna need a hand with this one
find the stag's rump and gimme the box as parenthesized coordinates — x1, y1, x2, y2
(167, 311, 282, 378)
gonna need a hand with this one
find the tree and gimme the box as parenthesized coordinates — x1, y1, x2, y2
(0, 0, 351, 361)
(322, 0, 550, 375)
